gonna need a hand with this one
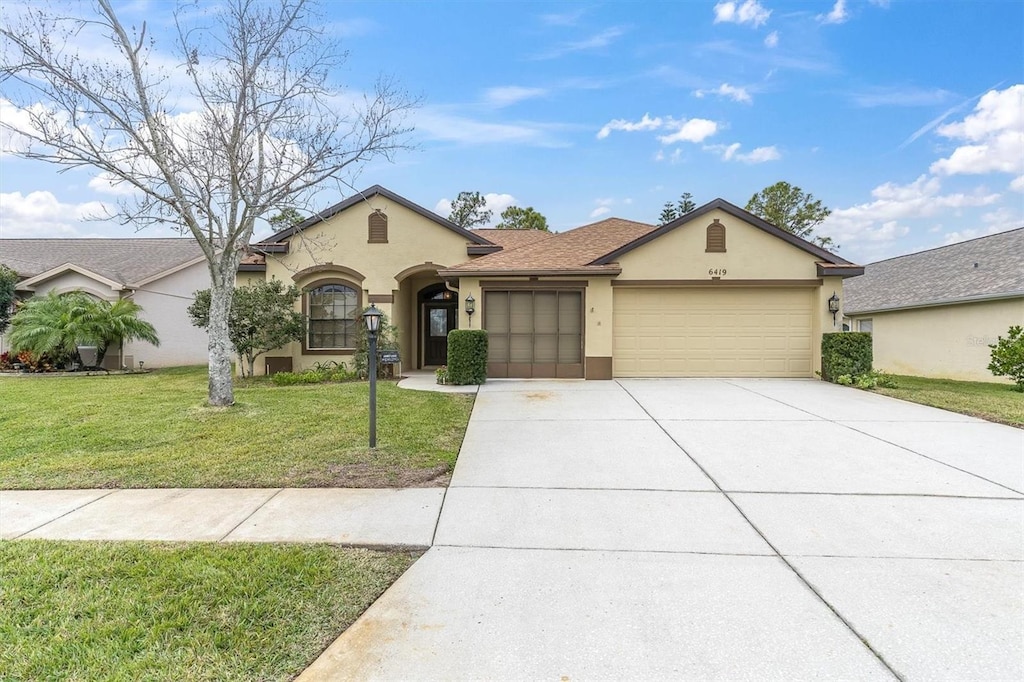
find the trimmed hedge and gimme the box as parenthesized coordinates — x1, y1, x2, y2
(447, 329, 488, 385)
(821, 332, 872, 382)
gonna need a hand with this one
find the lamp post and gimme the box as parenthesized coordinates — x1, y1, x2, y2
(465, 293, 475, 328)
(362, 304, 383, 448)
(828, 292, 840, 326)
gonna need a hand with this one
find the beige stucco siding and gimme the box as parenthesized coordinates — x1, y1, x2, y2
(615, 209, 822, 281)
(851, 297, 1024, 382)
(28, 271, 121, 301)
(254, 197, 476, 374)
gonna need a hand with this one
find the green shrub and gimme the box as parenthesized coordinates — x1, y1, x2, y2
(447, 330, 487, 385)
(840, 369, 899, 389)
(988, 325, 1024, 391)
(270, 362, 356, 386)
(821, 332, 872, 383)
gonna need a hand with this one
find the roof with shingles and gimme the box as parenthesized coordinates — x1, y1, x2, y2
(0, 238, 204, 285)
(445, 218, 656, 274)
(468, 228, 555, 250)
(844, 227, 1024, 314)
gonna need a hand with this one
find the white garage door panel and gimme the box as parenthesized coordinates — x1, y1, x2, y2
(613, 288, 814, 377)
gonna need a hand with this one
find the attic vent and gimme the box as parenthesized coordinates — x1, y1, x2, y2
(706, 220, 726, 253)
(368, 210, 388, 243)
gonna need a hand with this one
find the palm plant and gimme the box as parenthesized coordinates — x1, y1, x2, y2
(7, 292, 159, 368)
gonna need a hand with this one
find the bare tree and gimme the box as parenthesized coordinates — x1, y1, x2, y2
(0, 0, 415, 405)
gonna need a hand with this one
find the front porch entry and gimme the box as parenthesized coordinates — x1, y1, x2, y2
(420, 283, 457, 366)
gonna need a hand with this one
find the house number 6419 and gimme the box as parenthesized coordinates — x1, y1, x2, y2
(708, 268, 727, 276)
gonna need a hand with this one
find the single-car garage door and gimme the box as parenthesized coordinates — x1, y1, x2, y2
(613, 287, 814, 377)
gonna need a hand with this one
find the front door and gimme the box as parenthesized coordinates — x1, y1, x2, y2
(424, 304, 457, 366)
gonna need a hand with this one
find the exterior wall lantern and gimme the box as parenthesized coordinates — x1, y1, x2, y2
(465, 294, 476, 327)
(828, 292, 840, 325)
(362, 304, 383, 448)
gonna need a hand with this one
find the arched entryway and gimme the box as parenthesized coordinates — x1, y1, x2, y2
(419, 283, 458, 366)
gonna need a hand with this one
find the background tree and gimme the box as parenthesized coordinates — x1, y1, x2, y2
(188, 280, 304, 377)
(658, 192, 697, 225)
(447, 191, 493, 228)
(8, 292, 158, 368)
(745, 181, 835, 248)
(0, 265, 18, 335)
(0, 0, 415, 405)
(268, 208, 306, 232)
(496, 206, 549, 231)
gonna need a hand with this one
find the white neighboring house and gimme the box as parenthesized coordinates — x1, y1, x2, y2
(844, 228, 1024, 382)
(1, 239, 212, 368)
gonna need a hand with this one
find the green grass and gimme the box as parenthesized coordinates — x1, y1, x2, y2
(873, 375, 1023, 427)
(0, 366, 474, 489)
(0, 540, 416, 681)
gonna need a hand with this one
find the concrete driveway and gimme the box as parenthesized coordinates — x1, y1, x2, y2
(301, 379, 1024, 681)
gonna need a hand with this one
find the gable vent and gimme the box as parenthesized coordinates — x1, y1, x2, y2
(368, 211, 388, 243)
(706, 220, 726, 253)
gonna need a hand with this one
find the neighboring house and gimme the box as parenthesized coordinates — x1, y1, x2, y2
(245, 185, 862, 378)
(0, 239, 210, 368)
(844, 228, 1024, 382)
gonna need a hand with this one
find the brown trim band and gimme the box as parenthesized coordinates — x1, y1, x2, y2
(817, 263, 865, 277)
(611, 279, 823, 287)
(368, 294, 394, 303)
(292, 263, 366, 283)
(438, 268, 619, 278)
(467, 245, 503, 255)
(585, 356, 613, 380)
(480, 280, 590, 290)
(394, 262, 444, 281)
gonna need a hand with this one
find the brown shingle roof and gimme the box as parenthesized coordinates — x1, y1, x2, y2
(445, 218, 656, 275)
(469, 228, 555, 250)
(0, 238, 204, 285)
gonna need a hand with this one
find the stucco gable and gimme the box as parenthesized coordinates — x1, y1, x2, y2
(591, 198, 853, 266)
(260, 185, 494, 248)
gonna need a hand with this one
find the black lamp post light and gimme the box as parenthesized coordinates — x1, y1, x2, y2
(828, 292, 840, 325)
(362, 304, 383, 449)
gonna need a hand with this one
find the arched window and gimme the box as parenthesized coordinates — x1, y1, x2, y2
(368, 210, 388, 243)
(306, 281, 360, 350)
(706, 220, 726, 253)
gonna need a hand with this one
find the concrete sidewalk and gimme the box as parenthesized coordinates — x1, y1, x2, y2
(0, 487, 444, 547)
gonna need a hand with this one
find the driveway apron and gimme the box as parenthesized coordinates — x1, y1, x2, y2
(301, 378, 1023, 681)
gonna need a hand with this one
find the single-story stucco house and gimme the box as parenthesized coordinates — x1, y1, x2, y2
(844, 228, 1024, 383)
(243, 185, 863, 379)
(0, 239, 209, 368)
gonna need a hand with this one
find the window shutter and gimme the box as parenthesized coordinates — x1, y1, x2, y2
(706, 221, 726, 253)
(368, 211, 388, 243)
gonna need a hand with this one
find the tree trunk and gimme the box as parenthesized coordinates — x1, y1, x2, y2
(247, 355, 256, 378)
(207, 255, 239, 406)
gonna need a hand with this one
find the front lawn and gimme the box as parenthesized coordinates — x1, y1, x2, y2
(0, 540, 416, 680)
(0, 366, 474, 489)
(872, 375, 1023, 427)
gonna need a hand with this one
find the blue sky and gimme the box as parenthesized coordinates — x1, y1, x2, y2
(1, 0, 1022, 264)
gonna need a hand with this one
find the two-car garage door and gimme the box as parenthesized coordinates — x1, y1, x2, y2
(612, 287, 814, 377)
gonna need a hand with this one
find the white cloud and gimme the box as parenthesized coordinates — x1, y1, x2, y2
(483, 86, 548, 108)
(822, 175, 1001, 248)
(713, 1, 771, 28)
(416, 108, 567, 147)
(532, 27, 626, 59)
(694, 83, 753, 104)
(433, 193, 516, 225)
(658, 118, 719, 144)
(597, 113, 663, 139)
(849, 86, 954, 108)
(88, 172, 140, 196)
(930, 85, 1024, 176)
(590, 206, 611, 218)
(540, 9, 586, 26)
(705, 142, 780, 163)
(819, 0, 849, 24)
(942, 224, 1007, 246)
(0, 190, 112, 237)
(764, 31, 779, 48)
(1010, 176, 1024, 193)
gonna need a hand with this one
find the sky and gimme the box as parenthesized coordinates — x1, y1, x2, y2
(0, 0, 1022, 265)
